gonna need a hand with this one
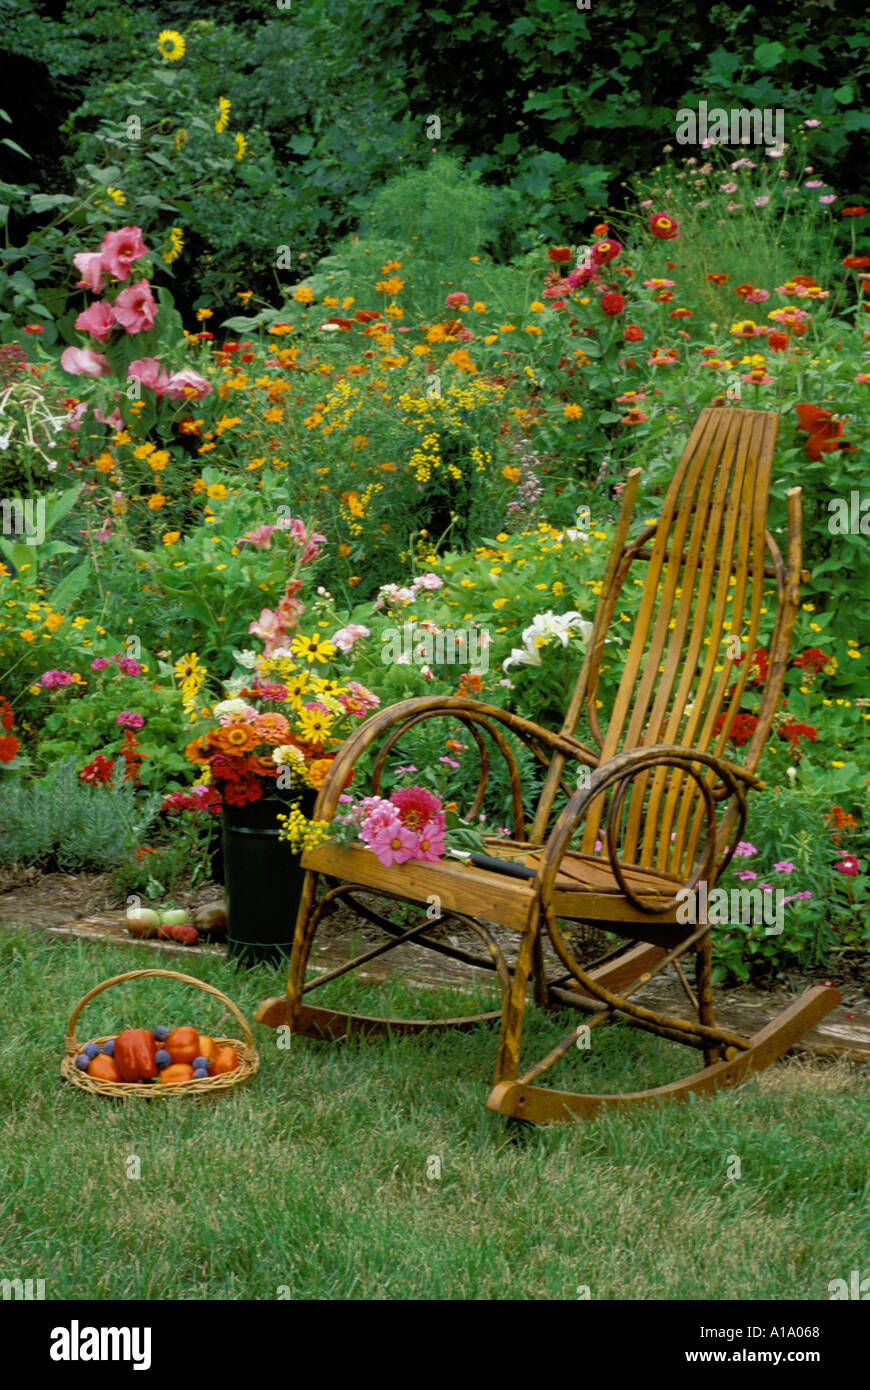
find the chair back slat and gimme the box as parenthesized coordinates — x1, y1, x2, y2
(571, 408, 786, 877)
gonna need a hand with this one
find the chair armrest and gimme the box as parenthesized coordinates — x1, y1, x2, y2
(310, 695, 600, 837)
(535, 743, 761, 913)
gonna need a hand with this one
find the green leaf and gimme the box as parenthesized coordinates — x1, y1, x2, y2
(288, 133, 315, 154)
(833, 84, 854, 104)
(45, 485, 84, 535)
(1, 138, 31, 159)
(29, 193, 75, 213)
(47, 559, 91, 611)
(753, 41, 786, 70)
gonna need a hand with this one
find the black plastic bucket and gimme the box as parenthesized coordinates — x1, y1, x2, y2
(221, 792, 314, 968)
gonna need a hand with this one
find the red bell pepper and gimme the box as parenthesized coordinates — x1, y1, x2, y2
(113, 1028, 158, 1082)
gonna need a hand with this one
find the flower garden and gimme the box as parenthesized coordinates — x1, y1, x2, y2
(1, 7, 869, 1312)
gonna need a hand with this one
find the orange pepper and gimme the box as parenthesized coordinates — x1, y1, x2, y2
(197, 1034, 217, 1062)
(211, 1046, 239, 1076)
(165, 1026, 200, 1065)
(87, 1054, 121, 1083)
(158, 1063, 195, 1084)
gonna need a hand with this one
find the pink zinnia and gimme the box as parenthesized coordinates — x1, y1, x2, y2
(113, 280, 158, 334)
(115, 711, 145, 729)
(445, 291, 469, 306)
(100, 226, 148, 281)
(391, 785, 443, 832)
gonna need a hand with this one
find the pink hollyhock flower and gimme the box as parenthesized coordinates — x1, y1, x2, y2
(127, 357, 171, 397)
(60, 347, 111, 377)
(445, 291, 469, 306)
(75, 300, 116, 343)
(164, 368, 212, 401)
(239, 524, 277, 548)
(73, 251, 106, 293)
(369, 818, 419, 866)
(100, 226, 148, 281)
(93, 404, 125, 430)
(415, 819, 446, 862)
(113, 280, 158, 334)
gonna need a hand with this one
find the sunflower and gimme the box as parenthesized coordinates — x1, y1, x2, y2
(157, 30, 185, 62)
(215, 97, 231, 134)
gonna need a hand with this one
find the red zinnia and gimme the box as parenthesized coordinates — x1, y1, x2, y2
(600, 291, 625, 316)
(624, 324, 643, 342)
(79, 754, 115, 785)
(793, 647, 830, 673)
(0, 733, 20, 763)
(547, 246, 572, 263)
(780, 719, 818, 747)
(767, 331, 789, 352)
(840, 206, 866, 218)
(592, 239, 621, 263)
(648, 212, 679, 240)
(706, 273, 728, 285)
(794, 403, 845, 460)
(842, 256, 870, 269)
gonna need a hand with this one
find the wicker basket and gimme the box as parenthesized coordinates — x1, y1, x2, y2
(61, 967, 259, 1098)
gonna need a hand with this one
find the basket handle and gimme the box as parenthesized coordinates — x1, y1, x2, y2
(64, 968, 256, 1054)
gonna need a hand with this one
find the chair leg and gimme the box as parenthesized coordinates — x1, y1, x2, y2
(695, 934, 719, 1067)
(494, 910, 540, 1085)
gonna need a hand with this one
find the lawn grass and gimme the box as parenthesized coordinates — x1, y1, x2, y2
(0, 926, 867, 1301)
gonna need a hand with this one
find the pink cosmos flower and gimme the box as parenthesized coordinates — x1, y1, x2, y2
(100, 226, 148, 281)
(164, 368, 212, 401)
(415, 819, 446, 862)
(60, 347, 111, 378)
(128, 357, 171, 397)
(73, 251, 106, 293)
(369, 819, 420, 866)
(112, 280, 158, 334)
(75, 300, 116, 343)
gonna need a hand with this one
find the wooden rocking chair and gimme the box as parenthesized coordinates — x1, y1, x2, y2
(256, 407, 841, 1123)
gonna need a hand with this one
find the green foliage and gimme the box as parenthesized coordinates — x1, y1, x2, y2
(0, 757, 160, 869)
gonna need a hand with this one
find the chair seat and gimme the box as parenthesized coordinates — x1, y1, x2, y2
(301, 836, 684, 934)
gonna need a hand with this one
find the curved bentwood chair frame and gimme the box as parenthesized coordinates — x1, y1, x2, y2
(257, 407, 840, 1123)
